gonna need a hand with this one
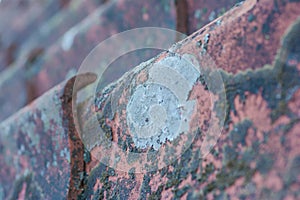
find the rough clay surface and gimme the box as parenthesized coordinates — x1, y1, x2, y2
(86, 1, 300, 199)
(1, 0, 300, 199)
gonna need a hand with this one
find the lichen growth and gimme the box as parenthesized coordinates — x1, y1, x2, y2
(84, 17, 300, 200)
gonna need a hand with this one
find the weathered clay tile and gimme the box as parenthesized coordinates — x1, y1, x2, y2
(0, 0, 68, 70)
(0, 0, 244, 122)
(0, 0, 300, 199)
(0, 0, 177, 121)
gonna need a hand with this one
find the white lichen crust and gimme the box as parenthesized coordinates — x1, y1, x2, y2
(126, 54, 200, 150)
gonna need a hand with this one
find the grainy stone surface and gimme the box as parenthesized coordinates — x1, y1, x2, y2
(0, 0, 245, 122)
(0, 0, 300, 199)
(83, 0, 300, 199)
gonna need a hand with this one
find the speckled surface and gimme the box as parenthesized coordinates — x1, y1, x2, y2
(0, 0, 300, 199)
(0, 0, 244, 122)
(0, 82, 70, 199)
(83, 0, 300, 199)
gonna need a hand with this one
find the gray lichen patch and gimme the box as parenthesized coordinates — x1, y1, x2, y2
(126, 54, 200, 150)
(127, 83, 181, 150)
